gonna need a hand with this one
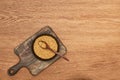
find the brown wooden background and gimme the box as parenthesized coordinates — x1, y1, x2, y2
(0, 0, 120, 80)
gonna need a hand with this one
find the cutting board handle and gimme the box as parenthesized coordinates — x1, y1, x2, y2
(8, 61, 23, 76)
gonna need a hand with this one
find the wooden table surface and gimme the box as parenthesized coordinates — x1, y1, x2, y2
(0, 0, 120, 80)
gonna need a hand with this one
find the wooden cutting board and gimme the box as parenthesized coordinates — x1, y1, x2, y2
(0, 0, 120, 80)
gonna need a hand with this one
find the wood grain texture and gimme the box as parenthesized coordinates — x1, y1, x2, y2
(0, 0, 120, 80)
